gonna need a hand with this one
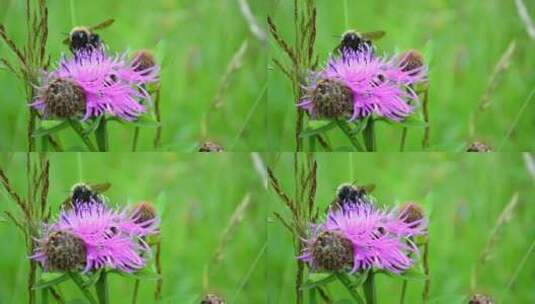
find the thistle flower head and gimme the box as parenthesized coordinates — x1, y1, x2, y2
(300, 203, 427, 274)
(32, 199, 159, 273)
(299, 46, 427, 122)
(32, 49, 158, 121)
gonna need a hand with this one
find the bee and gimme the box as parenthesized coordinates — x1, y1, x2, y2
(327, 182, 376, 212)
(61, 182, 111, 209)
(335, 30, 386, 54)
(63, 19, 115, 54)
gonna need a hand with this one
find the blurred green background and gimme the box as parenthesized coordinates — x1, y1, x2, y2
(0, 0, 268, 151)
(268, 153, 535, 303)
(268, 0, 535, 151)
(0, 153, 267, 303)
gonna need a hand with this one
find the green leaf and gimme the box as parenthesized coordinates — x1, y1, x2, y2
(83, 116, 102, 136)
(154, 39, 169, 68)
(300, 120, 337, 138)
(422, 191, 435, 219)
(154, 192, 167, 218)
(399, 115, 427, 128)
(33, 272, 69, 290)
(66, 299, 89, 304)
(334, 300, 353, 304)
(95, 271, 109, 304)
(131, 116, 160, 128)
(333, 146, 355, 152)
(422, 40, 434, 67)
(300, 273, 336, 290)
(350, 116, 369, 136)
(95, 117, 108, 151)
(111, 267, 160, 281)
(399, 267, 428, 281)
(33, 120, 69, 137)
(350, 270, 369, 289)
(378, 267, 427, 282)
(82, 271, 102, 288)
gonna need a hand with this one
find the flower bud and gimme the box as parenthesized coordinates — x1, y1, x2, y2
(201, 294, 225, 304)
(199, 141, 224, 152)
(311, 79, 354, 120)
(44, 230, 86, 272)
(399, 50, 425, 75)
(311, 231, 354, 272)
(132, 202, 157, 225)
(132, 50, 156, 75)
(399, 203, 425, 225)
(44, 78, 86, 118)
(466, 142, 492, 152)
(468, 294, 495, 304)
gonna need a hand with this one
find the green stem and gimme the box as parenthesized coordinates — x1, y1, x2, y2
(41, 288, 49, 304)
(422, 86, 430, 149)
(132, 279, 140, 304)
(336, 120, 365, 152)
(400, 280, 407, 304)
(68, 120, 97, 151)
(132, 127, 140, 152)
(309, 288, 317, 304)
(400, 127, 408, 152)
(69, 272, 97, 304)
(363, 271, 377, 304)
(336, 273, 365, 304)
(362, 118, 376, 152)
(153, 85, 162, 149)
(96, 270, 109, 304)
(95, 117, 109, 152)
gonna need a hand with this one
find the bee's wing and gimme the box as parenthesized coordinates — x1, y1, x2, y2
(62, 37, 70, 45)
(90, 182, 112, 193)
(89, 19, 115, 31)
(361, 183, 376, 193)
(361, 31, 386, 41)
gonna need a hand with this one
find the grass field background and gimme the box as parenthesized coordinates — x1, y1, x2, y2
(268, 153, 535, 303)
(268, 0, 535, 151)
(0, 153, 267, 303)
(0, 0, 268, 151)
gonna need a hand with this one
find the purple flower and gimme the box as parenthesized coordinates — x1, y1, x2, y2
(32, 199, 159, 273)
(300, 203, 427, 274)
(32, 49, 159, 121)
(299, 46, 427, 122)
